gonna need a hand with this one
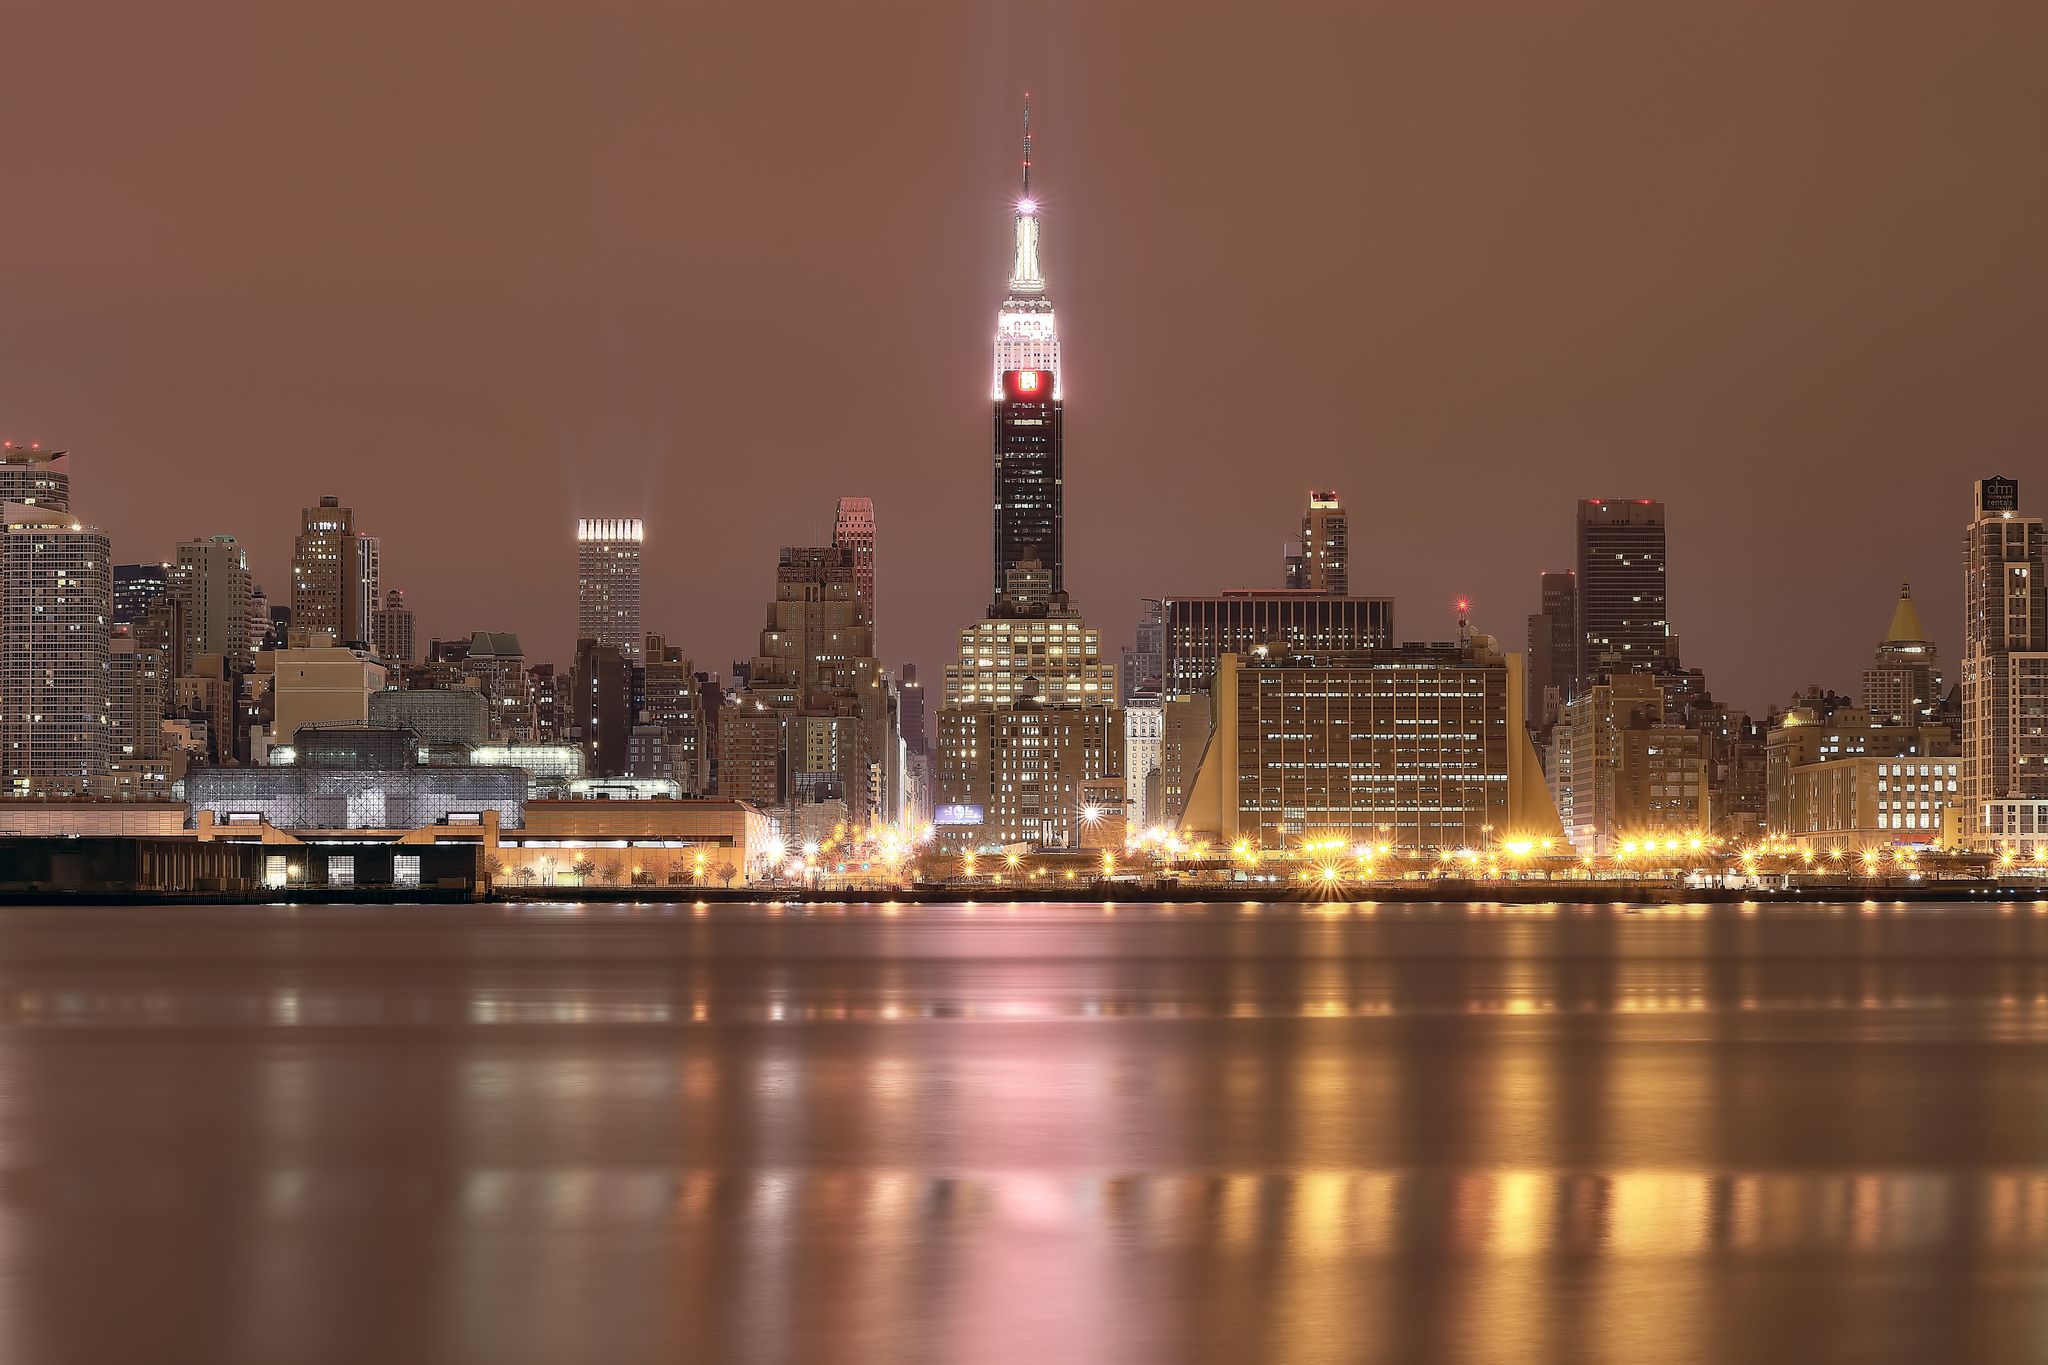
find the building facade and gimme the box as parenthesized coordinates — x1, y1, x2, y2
(1174, 643, 1560, 851)
(464, 631, 530, 740)
(1123, 697, 1163, 831)
(1776, 755, 1960, 850)
(1576, 499, 1672, 683)
(934, 699, 1122, 851)
(113, 563, 168, 626)
(367, 687, 489, 746)
(1, 503, 113, 794)
(1558, 673, 1669, 854)
(1961, 477, 2047, 814)
(742, 542, 888, 819)
(1120, 598, 1164, 705)
(576, 518, 644, 663)
(1765, 705, 1957, 838)
(990, 115, 1064, 606)
(1162, 593, 1395, 697)
(1862, 581, 1942, 727)
(291, 496, 379, 646)
(371, 588, 416, 665)
(171, 534, 253, 666)
(1287, 490, 1347, 595)
(832, 496, 876, 629)
(572, 638, 631, 777)
(269, 645, 387, 748)
(942, 612, 1114, 708)
(1526, 569, 1578, 728)
(0, 442, 68, 511)
(717, 705, 784, 808)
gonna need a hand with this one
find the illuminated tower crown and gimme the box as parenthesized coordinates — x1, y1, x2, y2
(993, 95, 1060, 398)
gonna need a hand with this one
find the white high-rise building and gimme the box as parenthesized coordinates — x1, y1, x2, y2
(1124, 697, 1164, 831)
(577, 518, 643, 662)
(991, 100, 1060, 400)
(1, 502, 112, 793)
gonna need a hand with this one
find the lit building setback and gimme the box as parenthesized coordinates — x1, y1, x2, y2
(576, 518, 644, 663)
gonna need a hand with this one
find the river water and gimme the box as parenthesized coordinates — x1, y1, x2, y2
(0, 899, 2044, 1364)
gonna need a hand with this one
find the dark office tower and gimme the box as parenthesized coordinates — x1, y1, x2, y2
(113, 563, 170, 625)
(1575, 500, 1672, 684)
(1524, 570, 1578, 727)
(991, 98, 1064, 606)
(832, 497, 876, 627)
(572, 637, 632, 778)
(1121, 598, 1164, 705)
(899, 663, 927, 749)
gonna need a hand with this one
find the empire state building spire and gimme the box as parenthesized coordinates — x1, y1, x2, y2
(994, 95, 1059, 398)
(989, 94, 1065, 605)
(1009, 97, 1044, 295)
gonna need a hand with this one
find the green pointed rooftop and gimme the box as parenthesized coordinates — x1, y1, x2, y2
(1886, 581, 1927, 644)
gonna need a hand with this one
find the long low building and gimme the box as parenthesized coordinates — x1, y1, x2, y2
(0, 801, 188, 837)
(0, 836, 485, 894)
(500, 799, 775, 884)
(1176, 641, 1563, 851)
(186, 764, 527, 831)
(186, 723, 527, 830)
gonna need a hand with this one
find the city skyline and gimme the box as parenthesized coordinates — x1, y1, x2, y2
(1, 4, 2041, 717)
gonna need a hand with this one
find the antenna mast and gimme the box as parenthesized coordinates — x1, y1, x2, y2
(1021, 94, 1031, 197)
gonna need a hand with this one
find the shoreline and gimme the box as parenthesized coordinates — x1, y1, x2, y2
(0, 881, 2041, 907)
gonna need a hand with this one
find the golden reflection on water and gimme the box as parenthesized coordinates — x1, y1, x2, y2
(2, 903, 2048, 1362)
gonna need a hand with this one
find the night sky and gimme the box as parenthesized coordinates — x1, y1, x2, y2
(1, 1, 2041, 714)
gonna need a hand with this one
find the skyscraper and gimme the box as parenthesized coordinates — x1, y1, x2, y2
(576, 518, 643, 663)
(1120, 598, 1164, 705)
(991, 99, 1064, 606)
(247, 584, 274, 654)
(1961, 477, 2046, 811)
(291, 496, 379, 646)
(113, 563, 169, 626)
(371, 588, 416, 665)
(572, 636, 632, 778)
(737, 539, 888, 816)
(898, 662, 927, 753)
(1, 502, 112, 793)
(1159, 592, 1393, 697)
(170, 534, 253, 666)
(1862, 581, 1942, 728)
(1525, 570, 1578, 727)
(0, 442, 69, 511)
(1295, 491, 1348, 595)
(1575, 499, 1672, 683)
(832, 497, 876, 628)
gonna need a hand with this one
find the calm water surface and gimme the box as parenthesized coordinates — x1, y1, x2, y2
(3, 899, 2048, 1363)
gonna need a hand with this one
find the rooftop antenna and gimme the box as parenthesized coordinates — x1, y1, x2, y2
(1456, 599, 1473, 648)
(1021, 94, 1031, 198)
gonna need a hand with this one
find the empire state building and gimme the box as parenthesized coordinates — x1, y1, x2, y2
(990, 103, 1063, 608)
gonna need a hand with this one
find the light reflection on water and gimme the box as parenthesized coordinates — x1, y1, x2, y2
(0, 901, 2043, 1363)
